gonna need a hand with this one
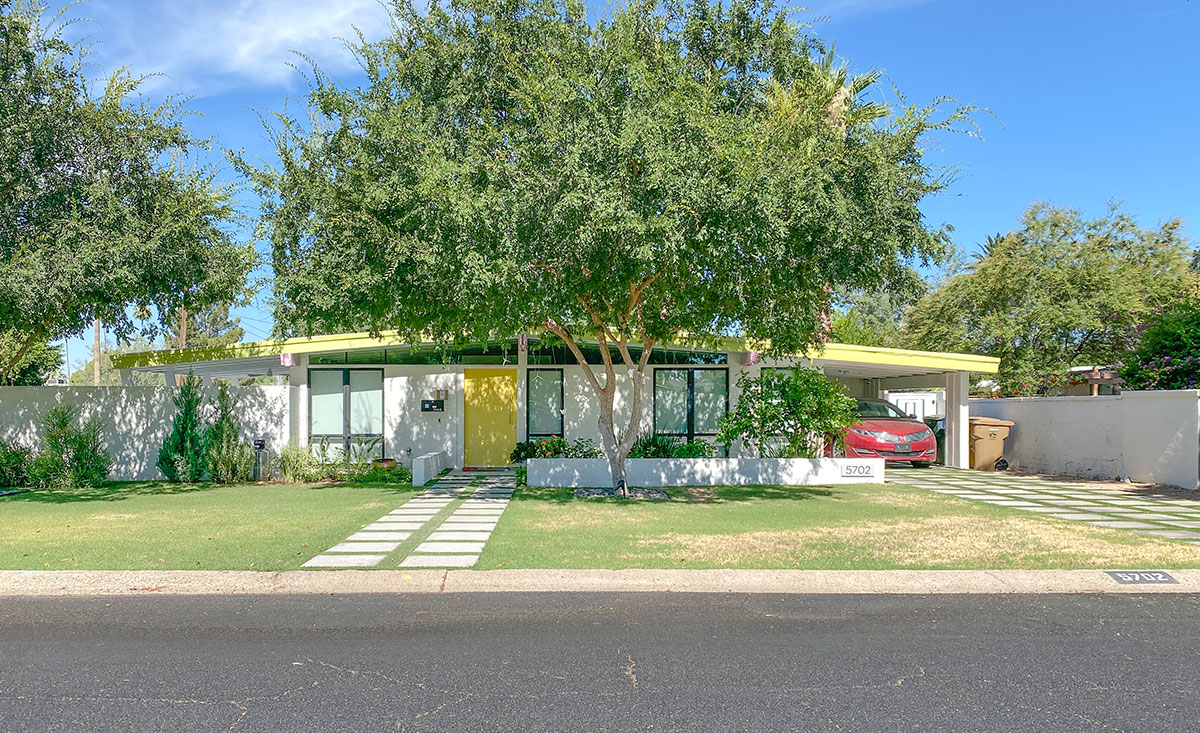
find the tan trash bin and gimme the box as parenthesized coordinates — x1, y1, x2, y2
(968, 416, 1014, 471)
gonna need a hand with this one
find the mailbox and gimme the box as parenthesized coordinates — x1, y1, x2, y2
(421, 399, 445, 412)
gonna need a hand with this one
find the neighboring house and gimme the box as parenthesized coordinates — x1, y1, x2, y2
(110, 332, 999, 470)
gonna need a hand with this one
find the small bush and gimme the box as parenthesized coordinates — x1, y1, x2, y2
(0, 441, 32, 487)
(279, 443, 321, 483)
(671, 441, 714, 458)
(158, 374, 207, 482)
(628, 433, 678, 458)
(566, 438, 603, 458)
(515, 465, 527, 486)
(353, 465, 414, 485)
(206, 385, 256, 484)
(510, 436, 603, 463)
(26, 405, 113, 489)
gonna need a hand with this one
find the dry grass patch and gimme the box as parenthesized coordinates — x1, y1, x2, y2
(642, 515, 1200, 568)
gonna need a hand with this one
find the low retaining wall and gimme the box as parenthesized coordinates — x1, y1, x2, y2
(412, 450, 452, 486)
(526, 457, 885, 488)
(0, 385, 291, 481)
(970, 391, 1200, 489)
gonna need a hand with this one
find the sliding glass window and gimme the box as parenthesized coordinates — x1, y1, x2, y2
(527, 368, 564, 439)
(309, 368, 384, 459)
(653, 368, 728, 441)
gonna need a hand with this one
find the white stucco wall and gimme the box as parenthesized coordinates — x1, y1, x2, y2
(0, 385, 291, 481)
(527, 457, 885, 488)
(970, 391, 1200, 489)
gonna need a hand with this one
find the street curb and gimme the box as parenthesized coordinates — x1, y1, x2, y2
(1, 568, 1199, 596)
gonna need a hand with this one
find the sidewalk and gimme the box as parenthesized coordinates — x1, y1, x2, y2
(3, 568, 1199, 596)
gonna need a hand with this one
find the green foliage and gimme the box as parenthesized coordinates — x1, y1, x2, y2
(671, 441, 715, 458)
(353, 465, 414, 485)
(158, 374, 207, 482)
(279, 443, 321, 483)
(25, 405, 113, 489)
(629, 434, 679, 459)
(1120, 303, 1200, 390)
(162, 303, 246, 349)
(0, 440, 32, 487)
(239, 0, 974, 486)
(0, 1, 256, 381)
(907, 203, 1199, 395)
(831, 288, 922, 348)
(68, 337, 160, 386)
(510, 437, 603, 463)
(515, 466, 527, 487)
(717, 368, 857, 458)
(0, 331, 61, 385)
(205, 385, 254, 484)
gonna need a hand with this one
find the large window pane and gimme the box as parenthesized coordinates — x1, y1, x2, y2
(527, 369, 563, 437)
(348, 370, 383, 435)
(654, 370, 689, 434)
(693, 370, 727, 434)
(310, 370, 344, 436)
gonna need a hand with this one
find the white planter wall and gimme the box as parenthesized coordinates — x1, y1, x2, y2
(0, 385, 291, 481)
(526, 457, 885, 488)
(412, 450, 452, 486)
(970, 391, 1200, 489)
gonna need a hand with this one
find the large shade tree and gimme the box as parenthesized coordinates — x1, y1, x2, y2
(0, 0, 255, 379)
(242, 0, 973, 491)
(907, 202, 1198, 394)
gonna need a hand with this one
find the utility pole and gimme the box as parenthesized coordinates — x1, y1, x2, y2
(93, 319, 101, 386)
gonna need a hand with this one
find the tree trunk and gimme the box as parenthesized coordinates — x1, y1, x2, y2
(93, 319, 101, 386)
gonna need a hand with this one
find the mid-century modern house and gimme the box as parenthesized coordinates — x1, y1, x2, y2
(111, 332, 1000, 471)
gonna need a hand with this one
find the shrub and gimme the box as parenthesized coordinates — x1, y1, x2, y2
(1121, 303, 1200, 390)
(671, 441, 714, 458)
(510, 436, 602, 463)
(628, 433, 678, 458)
(515, 465, 527, 486)
(0, 441, 32, 487)
(717, 368, 857, 458)
(25, 405, 113, 489)
(158, 374, 207, 482)
(206, 385, 256, 484)
(279, 443, 320, 483)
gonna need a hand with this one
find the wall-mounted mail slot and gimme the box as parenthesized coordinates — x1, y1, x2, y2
(421, 399, 445, 412)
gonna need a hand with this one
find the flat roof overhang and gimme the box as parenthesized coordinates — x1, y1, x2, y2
(113, 331, 1000, 380)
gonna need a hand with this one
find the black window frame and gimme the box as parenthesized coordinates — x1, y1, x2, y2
(652, 367, 729, 442)
(525, 368, 564, 440)
(307, 367, 386, 455)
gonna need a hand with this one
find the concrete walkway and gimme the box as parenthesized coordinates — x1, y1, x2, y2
(901, 467, 1200, 544)
(398, 469, 514, 569)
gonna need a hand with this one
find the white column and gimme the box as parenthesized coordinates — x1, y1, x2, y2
(944, 370, 970, 468)
(516, 335, 528, 442)
(163, 370, 176, 387)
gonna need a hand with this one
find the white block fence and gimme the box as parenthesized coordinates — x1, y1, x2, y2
(0, 386, 292, 481)
(526, 457, 885, 488)
(412, 450, 452, 486)
(970, 390, 1200, 489)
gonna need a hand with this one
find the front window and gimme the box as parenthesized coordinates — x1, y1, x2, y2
(526, 368, 563, 438)
(654, 368, 728, 441)
(309, 368, 384, 458)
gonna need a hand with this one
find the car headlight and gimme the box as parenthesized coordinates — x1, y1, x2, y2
(851, 428, 902, 442)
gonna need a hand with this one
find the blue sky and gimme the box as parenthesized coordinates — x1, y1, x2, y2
(56, 0, 1200, 370)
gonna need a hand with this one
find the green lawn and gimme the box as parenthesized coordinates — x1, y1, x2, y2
(0, 481, 416, 571)
(477, 481, 1200, 570)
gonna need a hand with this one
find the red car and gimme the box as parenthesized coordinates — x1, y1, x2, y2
(841, 398, 937, 467)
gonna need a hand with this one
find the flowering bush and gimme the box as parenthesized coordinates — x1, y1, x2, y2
(1121, 304, 1200, 390)
(509, 437, 603, 463)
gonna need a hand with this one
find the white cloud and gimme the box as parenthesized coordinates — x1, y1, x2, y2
(78, 0, 393, 95)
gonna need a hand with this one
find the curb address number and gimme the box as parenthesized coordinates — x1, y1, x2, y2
(1106, 571, 1177, 585)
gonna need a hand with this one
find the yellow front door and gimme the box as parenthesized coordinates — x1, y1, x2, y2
(464, 368, 518, 466)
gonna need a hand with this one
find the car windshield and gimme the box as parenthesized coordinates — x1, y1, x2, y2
(855, 400, 909, 419)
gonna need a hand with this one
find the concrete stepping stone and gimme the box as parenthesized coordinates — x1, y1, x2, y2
(1042, 500, 1100, 507)
(428, 530, 493, 541)
(327, 541, 403, 553)
(302, 554, 386, 568)
(1049, 513, 1110, 520)
(363, 522, 424, 531)
(1108, 512, 1182, 521)
(1137, 529, 1200, 539)
(435, 521, 497, 531)
(347, 531, 411, 541)
(399, 555, 478, 568)
(415, 541, 486, 553)
(388, 510, 439, 518)
(1161, 520, 1200, 528)
(1088, 520, 1159, 529)
(983, 500, 1043, 507)
(454, 510, 504, 516)
(1016, 506, 1068, 513)
(371, 519, 427, 528)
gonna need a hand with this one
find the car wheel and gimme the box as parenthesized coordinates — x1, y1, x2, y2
(911, 461, 932, 468)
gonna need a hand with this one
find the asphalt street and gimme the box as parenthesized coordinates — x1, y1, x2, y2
(1, 592, 1197, 732)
